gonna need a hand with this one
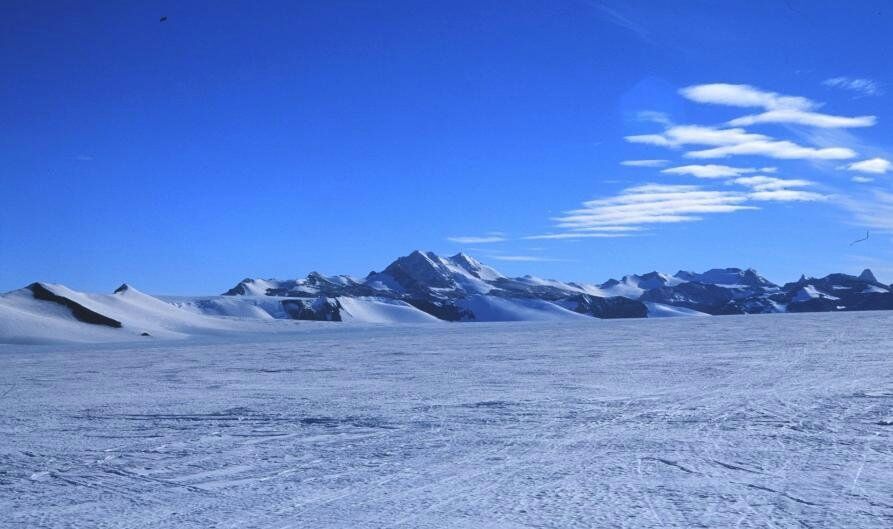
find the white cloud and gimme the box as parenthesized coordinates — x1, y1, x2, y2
(447, 234, 507, 244)
(620, 159, 669, 167)
(823, 77, 883, 97)
(732, 176, 826, 201)
(627, 124, 856, 160)
(730, 176, 826, 202)
(748, 189, 828, 202)
(488, 255, 564, 262)
(680, 83, 815, 111)
(524, 232, 633, 240)
(537, 81, 885, 240)
(686, 140, 856, 160)
(552, 184, 755, 233)
(662, 164, 773, 179)
(847, 157, 891, 174)
(852, 176, 875, 184)
(680, 83, 876, 130)
(732, 176, 814, 191)
(626, 125, 767, 148)
(636, 111, 672, 125)
(842, 191, 893, 231)
(728, 109, 876, 128)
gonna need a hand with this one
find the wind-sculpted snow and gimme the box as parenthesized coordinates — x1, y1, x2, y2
(1, 312, 891, 528)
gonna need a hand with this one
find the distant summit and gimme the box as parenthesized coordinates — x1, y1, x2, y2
(859, 269, 878, 283)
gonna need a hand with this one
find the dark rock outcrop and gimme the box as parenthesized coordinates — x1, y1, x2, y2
(27, 283, 122, 328)
(280, 297, 343, 321)
(565, 294, 648, 319)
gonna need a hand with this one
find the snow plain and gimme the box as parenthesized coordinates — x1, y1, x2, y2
(1, 312, 891, 528)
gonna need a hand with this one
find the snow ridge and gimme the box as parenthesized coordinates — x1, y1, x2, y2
(2, 251, 891, 343)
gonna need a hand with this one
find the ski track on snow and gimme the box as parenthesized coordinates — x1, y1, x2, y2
(1, 312, 892, 528)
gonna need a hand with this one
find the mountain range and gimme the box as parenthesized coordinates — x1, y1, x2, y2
(1, 250, 891, 343)
(222, 250, 892, 319)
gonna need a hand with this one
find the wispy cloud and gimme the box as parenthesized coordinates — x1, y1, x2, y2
(732, 176, 813, 190)
(447, 233, 507, 244)
(636, 110, 672, 125)
(731, 176, 826, 202)
(552, 184, 755, 233)
(626, 124, 856, 160)
(841, 191, 893, 231)
(847, 157, 891, 174)
(584, 1, 652, 43)
(626, 125, 766, 148)
(488, 254, 565, 262)
(680, 83, 815, 111)
(524, 230, 637, 240)
(662, 164, 774, 179)
(620, 159, 669, 167)
(686, 140, 856, 160)
(528, 80, 888, 243)
(682, 83, 876, 129)
(728, 109, 875, 129)
(748, 189, 828, 202)
(823, 77, 883, 97)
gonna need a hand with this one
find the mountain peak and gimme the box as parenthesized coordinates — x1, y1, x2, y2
(450, 252, 478, 265)
(859, 268, 878, 283)
(676, 267, 775, 288)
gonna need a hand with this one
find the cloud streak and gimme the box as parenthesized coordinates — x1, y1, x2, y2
(552, 184, 755, 233)
(728, 109, 876, 128)
(823, 77, 883, 97)
(620, 159, 669, 167)
(847, 158, 891, 174)
(680, 83, 815, 111)
(685, 140, 856, 160)
(447, 234, 507, 244)
(682, 83, 876, 129)
(662, 164, 773, 179)
(523, 81, 885, 244)
(626, 123, 857, 160)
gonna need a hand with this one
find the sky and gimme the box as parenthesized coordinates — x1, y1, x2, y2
(2, 0, 892, 294)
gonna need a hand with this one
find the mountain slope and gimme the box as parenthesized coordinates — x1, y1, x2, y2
(224, 253, 891, 322)
(224, 251, 649, 322)
(3, 252, 891, 344)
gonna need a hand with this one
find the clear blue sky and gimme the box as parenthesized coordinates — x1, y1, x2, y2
(2, 1, 892, 294)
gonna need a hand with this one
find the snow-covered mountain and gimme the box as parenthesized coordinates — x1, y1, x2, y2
(2, 250, 891, 343)
(224, 251, 648, 322)
(222, 251, 891, 320)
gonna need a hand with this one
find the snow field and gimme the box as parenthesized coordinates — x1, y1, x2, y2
(1, 312, 891, 528)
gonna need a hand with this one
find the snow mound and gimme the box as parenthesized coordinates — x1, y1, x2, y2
(645, 302, 711, 318)
(337, 297, 441, 324)
(457, 295, 591, 322)
(0, 283, 307, 344)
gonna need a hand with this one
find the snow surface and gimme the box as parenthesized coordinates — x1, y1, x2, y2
(1, 311, 891, 528)
(1, 285, 454, 344)
(336, 297, 441, 324)
(0, 285, 313, 344)
(793, 285, 839, 302)
(644, 302, 711, 318)
(457, 294, 591, 321)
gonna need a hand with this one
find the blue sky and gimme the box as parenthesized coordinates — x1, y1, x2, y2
(2, 1, 892, 294)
